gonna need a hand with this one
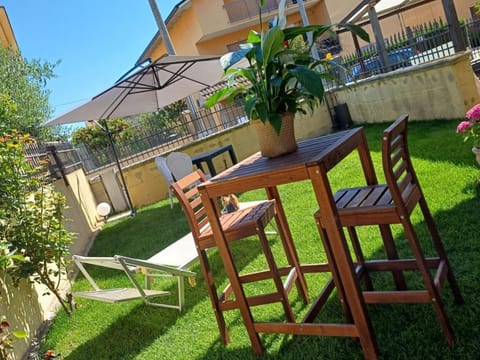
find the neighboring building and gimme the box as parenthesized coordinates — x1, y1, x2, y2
(137, 0, 330, 64)
(139, 0, 479, 63)
(0, 6, 18, 51)
(328, 0, 479, 54)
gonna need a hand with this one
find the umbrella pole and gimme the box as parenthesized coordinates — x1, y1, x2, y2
(104, 120, 136, 216)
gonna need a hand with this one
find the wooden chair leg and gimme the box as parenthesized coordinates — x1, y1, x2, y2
(378, 224, 408, 290)
(419, 198, 464, 304)
(311, 218, 353, 324)
(197, 250, 230, 345)
(267, 186, 309, 304)
(256, 226, 295, 323)
(346, 226, 374, 291)
(402, 218, 455, 345)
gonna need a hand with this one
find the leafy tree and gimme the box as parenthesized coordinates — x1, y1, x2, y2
(139, 99, 187, 130)
(0, 94, 75, 316)
(71, 100, 186, 148)
(70, 118, 134, 150)
(0, 46, 57, 139)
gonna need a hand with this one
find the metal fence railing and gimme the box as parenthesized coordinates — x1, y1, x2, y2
(328, 17, 480, 85)
(73, 100, 247, 174)
(25, 141, 83, 184)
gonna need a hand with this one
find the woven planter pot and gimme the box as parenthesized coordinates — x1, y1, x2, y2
(253, 112, 297, 158)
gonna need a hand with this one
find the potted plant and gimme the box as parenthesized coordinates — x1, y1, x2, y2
(456, 103, 480, 164)
(205, 0, 369, 157)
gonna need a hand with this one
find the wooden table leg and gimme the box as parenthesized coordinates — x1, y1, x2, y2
(308, 165, 379, 360)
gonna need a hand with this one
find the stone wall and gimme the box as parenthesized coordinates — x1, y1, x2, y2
(335, 52, 480, 124)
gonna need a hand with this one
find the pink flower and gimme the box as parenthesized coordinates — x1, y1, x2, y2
(456, 121, 473, 133)
(466, 104, 480, 121)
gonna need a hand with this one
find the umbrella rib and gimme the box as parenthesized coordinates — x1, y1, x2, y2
(89, 56, 221, 119)
(158, 62, 212, 89)
(99, 69, 152, 119)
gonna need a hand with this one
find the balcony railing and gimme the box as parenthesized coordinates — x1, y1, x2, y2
(224, 0, 299, 23)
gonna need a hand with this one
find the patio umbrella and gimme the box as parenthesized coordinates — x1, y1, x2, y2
(44, 54, 224, 215)
(45, 54, 223, 125)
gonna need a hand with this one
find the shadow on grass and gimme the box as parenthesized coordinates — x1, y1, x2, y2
(200, 190, 480, 359)
(360, 119, 476, 167)
(55, 201, 301, 359)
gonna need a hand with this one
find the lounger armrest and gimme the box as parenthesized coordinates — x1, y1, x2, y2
(114, 256, 196, 277)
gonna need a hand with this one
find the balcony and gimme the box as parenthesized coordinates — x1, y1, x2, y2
(224, 0, 299, 23)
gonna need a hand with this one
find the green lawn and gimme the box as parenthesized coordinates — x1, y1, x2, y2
(42, 119, 480, 359)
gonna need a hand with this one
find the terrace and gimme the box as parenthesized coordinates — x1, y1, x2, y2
(34, 120, 480, 360)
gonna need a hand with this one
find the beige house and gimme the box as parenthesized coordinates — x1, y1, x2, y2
(138, 0, 330, 63)
(139, 0, 479, 62)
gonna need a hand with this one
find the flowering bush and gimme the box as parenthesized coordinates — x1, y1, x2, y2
(0, 94, 75, 316)
(457, 103, 480, 148)
(0, 316, 27, 360)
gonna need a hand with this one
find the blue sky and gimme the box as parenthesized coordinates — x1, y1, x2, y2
(2, 0, 179, 119)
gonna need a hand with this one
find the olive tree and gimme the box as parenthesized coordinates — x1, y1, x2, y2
(0, 46, 57, 139)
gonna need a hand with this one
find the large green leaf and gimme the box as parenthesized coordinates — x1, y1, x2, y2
(204, 88, 234, 107)
(283, 24, 332, 41)
(244, 96, 258, 119)
(262, 27, 284, 65)
(269, 113, 282, 134)
(247, 30, 261, 44)
(289, 65, 324, 97)
(337, 23, 370, 42)
(255, 101, 269, 123)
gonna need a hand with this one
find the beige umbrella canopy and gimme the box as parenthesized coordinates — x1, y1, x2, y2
(44, 54, 224, 215)
(44, 54, 223, 126)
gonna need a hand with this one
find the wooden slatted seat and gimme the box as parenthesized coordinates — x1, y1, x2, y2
(171, 169, 304, 353)
(315, 114, 463, 345)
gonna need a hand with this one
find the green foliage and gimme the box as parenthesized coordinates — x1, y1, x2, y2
(475, 1, 480, 14)
(0, 46, 57, 140)
(0, 94, 75, 316)
(71, 118, 132, 149)
(70, 100, 187, 158)
(137, 100, 187, 133)
(205, 1, 369, 134)
(0, 315, 27, 360)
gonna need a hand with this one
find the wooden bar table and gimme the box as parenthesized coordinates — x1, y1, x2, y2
(197, 128, 380, 359)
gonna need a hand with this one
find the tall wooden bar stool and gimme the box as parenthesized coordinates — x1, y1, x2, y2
(314, 114, 463, 344)
(171, 170, 303, 354)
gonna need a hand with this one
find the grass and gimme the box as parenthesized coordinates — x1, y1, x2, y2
(41, 119, 480, 359)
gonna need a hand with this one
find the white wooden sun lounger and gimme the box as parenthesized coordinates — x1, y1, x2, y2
(72, 232, 198, 311)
